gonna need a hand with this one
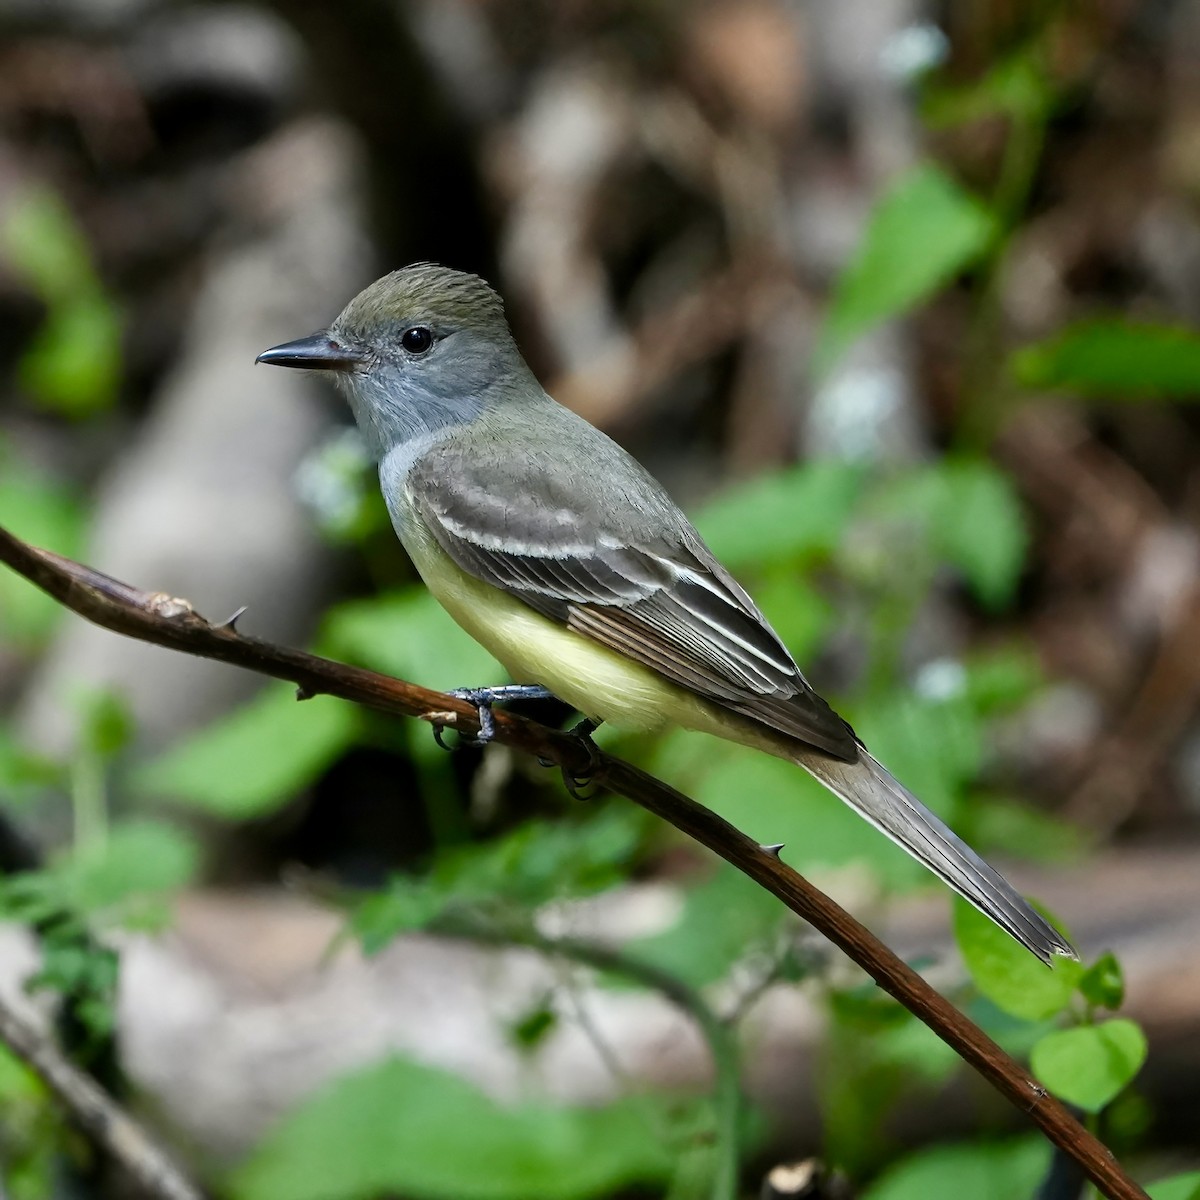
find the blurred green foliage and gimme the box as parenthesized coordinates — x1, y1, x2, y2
(3, 23, 1200, 1199)
(813, 165, 995, 376)
(0, 445, 86, 651)
(1, 187, 122, 418)
(133, 684, 362, 819)
(860, 1137, 1049, 1200)
(1012, 320, 1200, 400)
(232, 1056, 693, 1200)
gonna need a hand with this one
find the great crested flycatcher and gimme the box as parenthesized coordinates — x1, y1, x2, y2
(258, 263, 1075, 965)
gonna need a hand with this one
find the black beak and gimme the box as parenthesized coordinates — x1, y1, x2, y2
(256, 332, 365, 371)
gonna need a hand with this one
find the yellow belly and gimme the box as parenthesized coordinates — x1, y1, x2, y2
(399, 505, 745, 739)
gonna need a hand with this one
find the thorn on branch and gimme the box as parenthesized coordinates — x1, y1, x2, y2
(296, 685, 314, 701)
(221, 605, 248, 631)
(760, 843, 785, 857)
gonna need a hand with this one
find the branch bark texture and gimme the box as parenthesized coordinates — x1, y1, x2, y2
(0, 524, 1148, 1200)
(0, 991, 202, 1200)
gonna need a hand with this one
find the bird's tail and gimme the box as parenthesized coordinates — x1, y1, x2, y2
(794, 746, 1076, 965)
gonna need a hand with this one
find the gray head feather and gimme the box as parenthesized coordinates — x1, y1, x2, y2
(329, 264, 538, 459)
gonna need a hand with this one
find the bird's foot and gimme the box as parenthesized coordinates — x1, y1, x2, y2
(431, 685, 557, 749)
(557, 717, 602, 800)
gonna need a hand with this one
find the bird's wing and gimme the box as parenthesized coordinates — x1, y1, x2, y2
(407, 437, 858, 760)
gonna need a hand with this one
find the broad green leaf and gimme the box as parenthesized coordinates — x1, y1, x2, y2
(1149, 1171, 1200, 1200)
(865, 459, 1027, 608)
(623, 862, 784, 988)
(1078, 951, 1125, 1011)
(954, 897, 1080, 1019)
(232, 1056, 678, 1200)
(323, 588, 508, 765)
(863, 1137, 1050, 1200)
(323, 587, 502, 692)
(54, 819, 199, 913)
(135, 684, 360, 818)
(0, 452, 85, 649)
(814, 165, 995, 374)
(1031, 1019, 1147, 1112)
(932, 458, 1027, 609)
(1011, 320, 1200, 400)
(694, 461, 865, 570)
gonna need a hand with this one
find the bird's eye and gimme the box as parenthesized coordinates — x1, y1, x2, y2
(401, 326, 435, 355)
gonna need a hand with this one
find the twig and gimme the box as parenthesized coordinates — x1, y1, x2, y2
(0, 524, 1149, 1200)
(0, 991, 202, 1200)
(433, 915, 740, 1200)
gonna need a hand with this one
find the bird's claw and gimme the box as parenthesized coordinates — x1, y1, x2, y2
(558, 717, 602, 800)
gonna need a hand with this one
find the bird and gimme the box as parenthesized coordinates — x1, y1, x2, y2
(257, 262, 1076, 965)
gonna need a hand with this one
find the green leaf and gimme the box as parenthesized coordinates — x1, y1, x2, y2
(2, 187, 97, 301)
(855, 691, 980, 822)
(962, 645, 1043, 713)
(863, 1137, 1050, 1200)
(623, 862, 784, 988)
(0, 730, 61, 806)
(751, 569, 835, 665)
(1011, 320, 1200, 400)
(954, 897, 1080, 1019)
(54, 819, 200, 914)
(694, 461, 865, 570)
(814, 165, 995, 374)
(922, 50, 1054, 129)
(352, 808, 646, 952)
(324, 587, 502, 688)
(0, 451, 85, 650)
(2, 187, 121, 417)
(19, 293, 122, 418)
(931, 458, 1027, 609)
(77, 690, 135, 760)
(135, 684, 360, 818)
(1031, 1019, 1147, 1113)
(865, 459, 1027, 608)
(323, 588, 506, 765)
(1149, 1170, 1200, 1200)
(1078, 951, 1125, 1011)
(967, 798, 1083, 865)
(232, 1055, 678, 1200)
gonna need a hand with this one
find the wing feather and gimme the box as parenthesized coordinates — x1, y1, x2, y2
(408, 441, 858, 761)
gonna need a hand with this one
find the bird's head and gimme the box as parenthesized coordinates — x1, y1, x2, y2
(257, 263, 528, 456)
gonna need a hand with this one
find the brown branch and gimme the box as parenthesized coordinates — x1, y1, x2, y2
(0, 524, 1148, 1200)
(0, 990, 202, 1200)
